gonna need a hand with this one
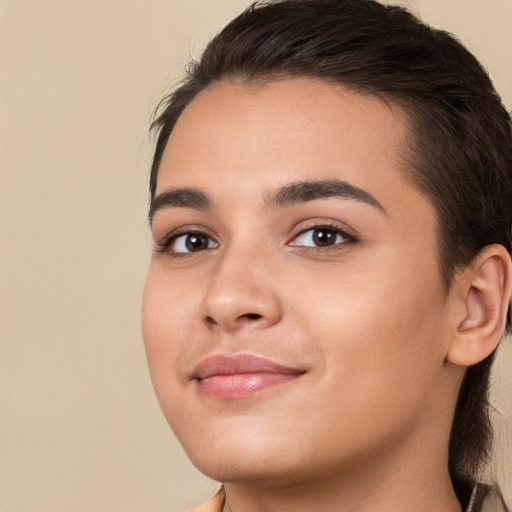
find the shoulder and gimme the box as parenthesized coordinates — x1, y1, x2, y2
(466, 483, 508, 512)
(189, 487, 225, 512)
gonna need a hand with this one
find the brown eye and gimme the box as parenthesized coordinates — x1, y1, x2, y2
(290, 227, 349, 248)
(171, 233, 218, 253)
(312, 229, 338, 246)
(185, 234, 209, 251)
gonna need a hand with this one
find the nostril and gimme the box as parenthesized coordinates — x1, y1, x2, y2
(203, 312, 262, 329)
(205, 316, 217, 326)
(242, 313, 262, 321)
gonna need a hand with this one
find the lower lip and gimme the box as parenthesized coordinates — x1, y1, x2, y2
(196, 372, 300, 399)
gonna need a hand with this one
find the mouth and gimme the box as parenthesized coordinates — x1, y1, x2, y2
(192, 353, 306, 399)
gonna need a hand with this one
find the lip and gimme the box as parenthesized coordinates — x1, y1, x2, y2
(192, 353, 305, 399)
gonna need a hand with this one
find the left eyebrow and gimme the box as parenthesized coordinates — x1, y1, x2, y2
(264, 179, 387, 214)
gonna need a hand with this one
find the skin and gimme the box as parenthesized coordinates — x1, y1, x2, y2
(143, 77, 481, 511)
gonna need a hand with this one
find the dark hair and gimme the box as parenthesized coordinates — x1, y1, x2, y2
(150, 0, 512, 491)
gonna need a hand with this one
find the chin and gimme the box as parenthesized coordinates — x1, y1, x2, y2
(177, 422, 302, 485)
(191, 454, 310, 489)
(192, 457, 272, 484)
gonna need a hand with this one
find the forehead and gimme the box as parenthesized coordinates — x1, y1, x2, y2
(157, 78, 432, 226)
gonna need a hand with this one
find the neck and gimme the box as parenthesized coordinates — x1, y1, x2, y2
(223, 468, 462, 512)
(222, 424, 463, 512)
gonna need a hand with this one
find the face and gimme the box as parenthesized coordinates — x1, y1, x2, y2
(142, 78, 458, 487)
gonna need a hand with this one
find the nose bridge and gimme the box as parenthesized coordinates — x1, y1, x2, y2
(200, 238, 282, 331)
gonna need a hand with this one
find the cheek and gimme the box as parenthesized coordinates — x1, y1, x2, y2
(143, 262, 199, 338)
(288, 250, 448, 403)
(280, 276, 448, 465)
(141, 267, 194, 398)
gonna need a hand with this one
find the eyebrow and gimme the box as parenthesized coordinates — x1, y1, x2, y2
(149, 187, 212, 223)
(149, 179, 387, 224)
(264, 179, 387, 213)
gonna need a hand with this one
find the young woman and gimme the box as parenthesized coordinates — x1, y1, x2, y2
(142, 1, 512, 510)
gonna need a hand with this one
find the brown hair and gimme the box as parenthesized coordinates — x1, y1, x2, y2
(150, 0, 512, 489)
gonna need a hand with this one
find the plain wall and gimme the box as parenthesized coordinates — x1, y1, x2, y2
(0, 1, 511, 511)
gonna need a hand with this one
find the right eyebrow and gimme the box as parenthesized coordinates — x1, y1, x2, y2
(149, 187, 213, 224)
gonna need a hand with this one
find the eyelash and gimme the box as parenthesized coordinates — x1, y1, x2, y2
(289, 221, 357, 251)
(154, 222, 357, 257)
(155, 229, 217, 256)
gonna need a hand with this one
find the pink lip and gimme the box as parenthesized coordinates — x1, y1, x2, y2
(192, 354, 305, 399)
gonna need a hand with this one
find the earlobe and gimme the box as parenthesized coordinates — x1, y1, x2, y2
(446, 244, 512, 367)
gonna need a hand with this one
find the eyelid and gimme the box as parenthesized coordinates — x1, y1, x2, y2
(152, 219, 357, 255)
(154, 226, 219, 254)
(172, 233, 218, 253)
(287, 219, 358, 248)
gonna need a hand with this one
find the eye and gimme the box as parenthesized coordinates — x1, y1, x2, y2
(169, 232, 218, 253)
(289, 226, 351, 248)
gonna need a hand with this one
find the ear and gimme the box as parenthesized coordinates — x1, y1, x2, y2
(446, 244, 512, 367)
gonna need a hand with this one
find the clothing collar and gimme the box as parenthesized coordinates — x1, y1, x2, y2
(190, 483, 507, 512)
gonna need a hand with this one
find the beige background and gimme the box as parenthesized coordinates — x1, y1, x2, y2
(0, 1, 511, 511)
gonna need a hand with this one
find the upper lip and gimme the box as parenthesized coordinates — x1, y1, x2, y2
(192, 353, 305, 380)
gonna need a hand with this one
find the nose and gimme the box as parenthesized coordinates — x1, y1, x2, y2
(200, 245, 283, 332)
